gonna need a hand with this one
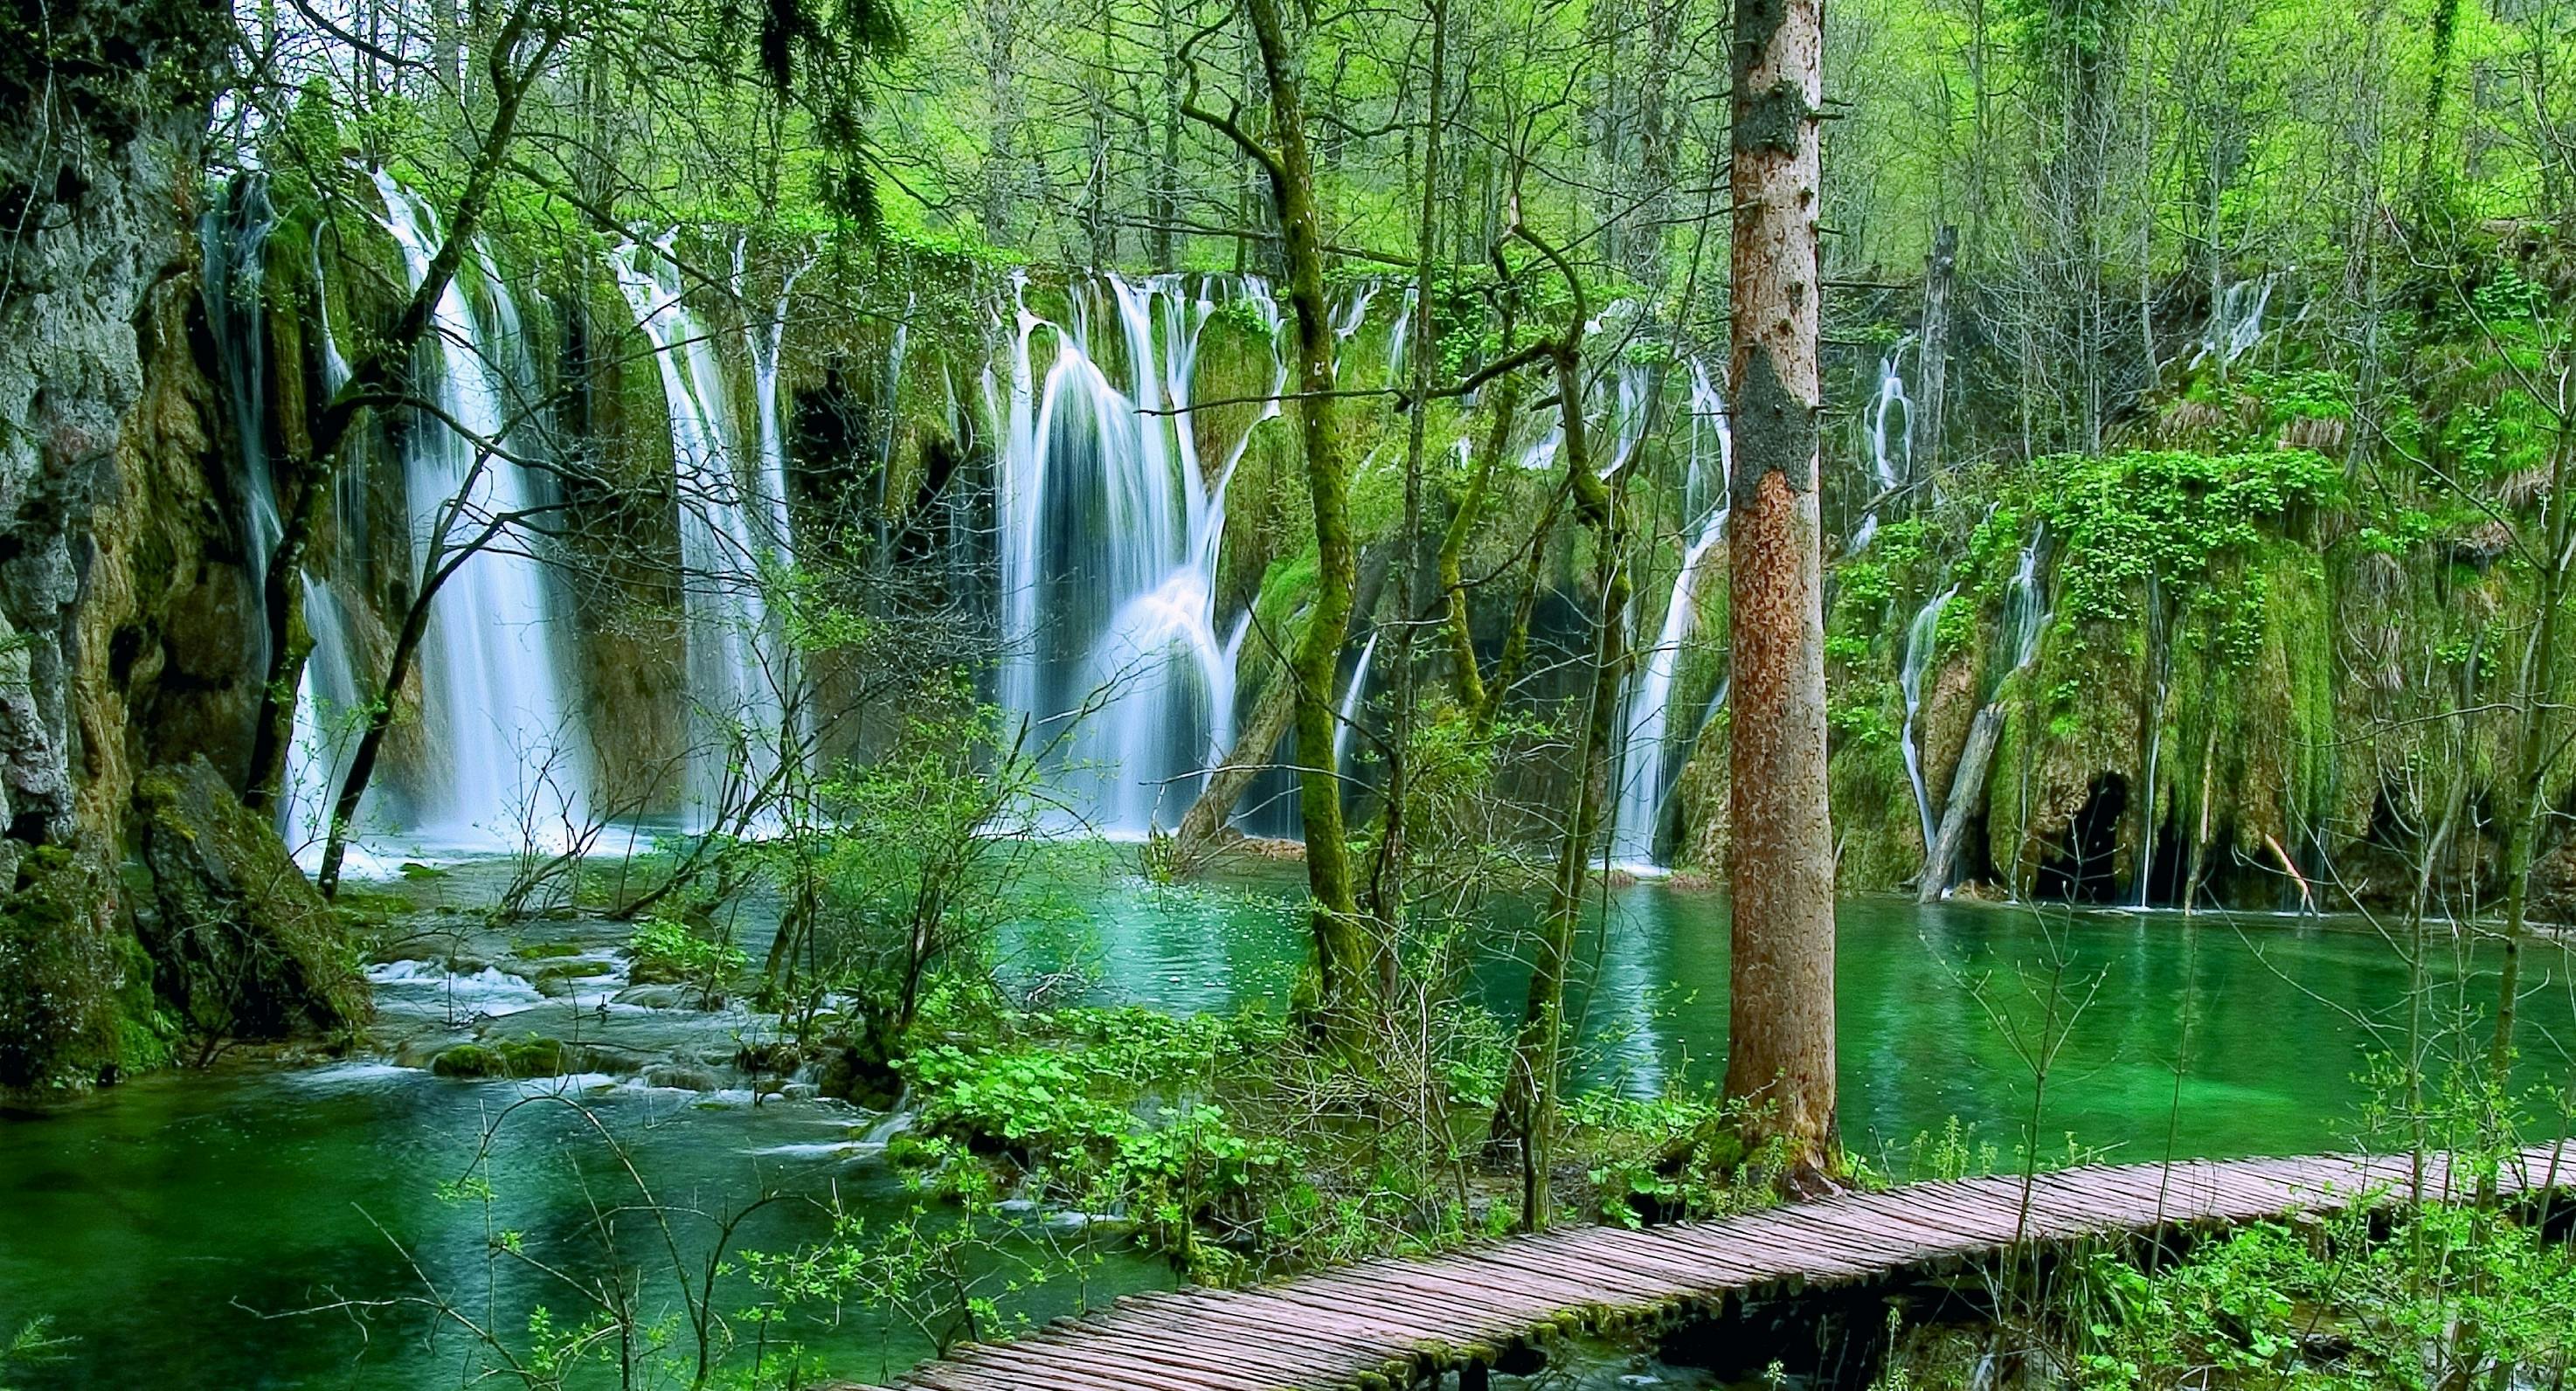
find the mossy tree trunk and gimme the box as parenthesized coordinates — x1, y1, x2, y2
(1186, 0, 1373, 1031)
(1721, 0, 1839, 1179)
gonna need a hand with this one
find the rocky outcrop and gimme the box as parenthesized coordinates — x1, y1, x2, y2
(0, 0, 341, 1088)
(130, 757, 366, 1040)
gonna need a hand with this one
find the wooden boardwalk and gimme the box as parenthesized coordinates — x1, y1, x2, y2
(865, 1145, 2572, 1391)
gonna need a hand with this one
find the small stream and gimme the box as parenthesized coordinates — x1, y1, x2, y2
(3, 851, 2568, 1388)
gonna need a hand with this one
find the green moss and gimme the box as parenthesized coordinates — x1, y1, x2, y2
(0, 849, 123, 1090)
(431, 1035, 573, 1079)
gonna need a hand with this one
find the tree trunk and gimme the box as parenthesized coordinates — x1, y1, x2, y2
(1239, 0, 1372, 1026)
(1440, 330, 1520, 716)
(1722, 0, 1838, 1175)
(2489, 420, 2575, 1113)
(1919, 702, 2002, 903)
(1916, 225, 1956, 484)
(1494, 335, 1624, 1230)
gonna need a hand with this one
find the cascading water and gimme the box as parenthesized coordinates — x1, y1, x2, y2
(1333, 630, 1380, 775)
(1851, 337, 1915, 553)
(2193, 276, 2275, 368)
(280, 578, 366, 858)
(2003, 527, 2048, 675)
(1898, 585, 1955, 855)
(1386, 285, 1419, 383)
(611, 234, 800, 827)
(373, 170, 591, 844)
(1610, 361, 1732, 869)
(201, 173, 283, 667)
(994, 272, 1255, 834)
(280, 251, 365, 861)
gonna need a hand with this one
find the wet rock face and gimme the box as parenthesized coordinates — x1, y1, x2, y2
(0, 0, 229, 855)
(131, 757, 367, 1041)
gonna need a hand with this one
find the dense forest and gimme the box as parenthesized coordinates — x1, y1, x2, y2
(0, 0, 2573, 1384)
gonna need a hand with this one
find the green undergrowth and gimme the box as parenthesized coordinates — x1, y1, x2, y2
(883, 993, 1783, 1284)
(1881, 1201, 2576, 1391)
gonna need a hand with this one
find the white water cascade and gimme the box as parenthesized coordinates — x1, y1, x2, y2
(280, 253, 366, 862)
(2003, 528, 2049, 675)
(1333, 630, 1381, 775)
(201, 174, 284, 626)
(2193, 276, 2276, 369)
(1851, 338, 1915, 554)
(1610, 362, 1732, 869)
(994, 273, 1264, 834)
(1898, 585, 1956, 855)
(373, 170, 591, 843)
(611, 235, 801, 827)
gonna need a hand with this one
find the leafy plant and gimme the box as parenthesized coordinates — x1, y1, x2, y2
(628, 917, 749, 1008)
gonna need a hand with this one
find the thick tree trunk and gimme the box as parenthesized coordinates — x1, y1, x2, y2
(1919, 702, 2002, 902)
(1722, 0, 1838, 1174)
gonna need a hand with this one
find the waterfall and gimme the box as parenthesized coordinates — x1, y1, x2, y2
(280, 242, 362, 860)
(1386, 285, 1419, 383)
(1899, 585, 1955, 855)
(2004, 527, 2048, 675)
(373, 170, 590, 844)
(1333, 630, 1380, 774)
(2193, 276, 2275, 368)
(201, 173, 283, 667)
(1852, 337, 1915, 554)
(1610, 363, 1732, 869)
(994, 273, 1256, 834)
(611, 234, 800, 827)
(280, 577, 365, 861)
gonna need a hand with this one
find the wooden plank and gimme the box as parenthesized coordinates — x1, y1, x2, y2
(883, 1152, 2573, 1391)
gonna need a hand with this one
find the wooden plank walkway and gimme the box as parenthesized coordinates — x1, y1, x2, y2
(860, 1145, 2573, 1391)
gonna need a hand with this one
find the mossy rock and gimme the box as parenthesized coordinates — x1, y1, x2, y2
(624, 954, 688, 986)
(130, 757, 369, 1042)
(430, 1035, 575, 1078)
(513, 940, 587, 960)
(0, 848, 161, 1090)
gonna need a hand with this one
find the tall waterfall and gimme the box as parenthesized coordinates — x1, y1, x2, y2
(201, 173, 283, 669)
(611, 234, 800, 827)
(1610, 362, 1731, 869)
(1898, 585, 1955, 855)
(993, 273, 1262, 834)
(1852, 338, 1915, 554)
(280, 246, 364, 860)
(374, 170, 591, 842)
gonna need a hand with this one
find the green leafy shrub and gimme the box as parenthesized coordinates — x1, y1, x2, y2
(627, 918, 748, 1008)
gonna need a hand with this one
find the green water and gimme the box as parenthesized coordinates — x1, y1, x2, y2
(3, 863, 2568, 1389)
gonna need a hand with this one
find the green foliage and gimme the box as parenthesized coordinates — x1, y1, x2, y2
(0, 1316, 72, 1391)
(2031, 449, 2338, 630)
(628, 917, 751, 1007)
(2062, 1206, 2576, 1391)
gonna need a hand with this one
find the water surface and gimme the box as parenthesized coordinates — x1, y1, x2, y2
(3, 860, 2566, 1389)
